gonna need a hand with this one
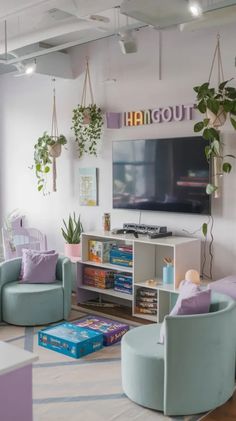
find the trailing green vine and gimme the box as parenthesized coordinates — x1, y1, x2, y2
(72, 104, 103, 158)
(34, 132, 67, 193)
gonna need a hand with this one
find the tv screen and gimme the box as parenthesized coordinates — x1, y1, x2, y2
(112, 137, 211, 215)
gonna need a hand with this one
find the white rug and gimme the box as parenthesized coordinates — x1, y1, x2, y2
(0, 311, 204, 421)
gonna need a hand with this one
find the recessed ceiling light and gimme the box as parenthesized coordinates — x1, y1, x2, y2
(189, 1, 202, 17)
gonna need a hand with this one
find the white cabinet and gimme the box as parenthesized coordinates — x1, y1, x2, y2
(77, 231, 201, 322)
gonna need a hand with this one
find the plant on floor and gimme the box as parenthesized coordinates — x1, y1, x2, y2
(34, 132, 67, 193)
(72, 104, 103, 158)
(61, 213, 83, 244)
(193, 79, 236, 195)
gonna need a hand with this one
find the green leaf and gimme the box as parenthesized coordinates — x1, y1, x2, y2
(205, 145, 212, 160)
(207, 98, 220, 115)
(203, 118, 210, 127)
(36, 163, 41, 172)
(212, 140, 220, 155)
(194, 121, 204, 132)
(44, 166, 50, 173)
(230, 117, 236, 130)
(219, 80, 229, 91)
(222, 162, 232, 173)
(202, 223, 208, 237)
(223, 100, 233, 112)
(206, 183, 217, 195)
(197, 100, 207, 114)
(38, 185, 43, 192)
(193, 86, 200, 93)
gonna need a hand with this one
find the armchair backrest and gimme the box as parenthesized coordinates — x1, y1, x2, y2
(164, 292, 236, 415)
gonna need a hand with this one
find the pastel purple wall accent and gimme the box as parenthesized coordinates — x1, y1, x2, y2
(106, 112, 122, 128)
(0, 364, 33, 421)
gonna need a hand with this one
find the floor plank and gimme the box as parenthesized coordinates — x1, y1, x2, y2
(200, 390, 236, 421)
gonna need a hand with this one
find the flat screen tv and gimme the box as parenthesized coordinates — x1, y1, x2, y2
(112, 137, 211, 215)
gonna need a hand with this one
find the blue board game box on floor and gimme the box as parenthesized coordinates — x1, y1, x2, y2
(73, 315, 129, 346)
(38, 322, 103, 358)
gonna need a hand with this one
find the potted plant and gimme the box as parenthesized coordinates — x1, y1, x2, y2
(34, 132, 67, 193)
(72, 104, 103, 158)
(193, 79, 236, 195)
(61, 213, 83, 258)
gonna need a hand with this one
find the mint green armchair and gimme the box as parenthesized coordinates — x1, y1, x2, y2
(121, 292, 236, 416)
(0, 256, 72, 326)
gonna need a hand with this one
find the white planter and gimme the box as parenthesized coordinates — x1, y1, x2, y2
(49, 142, 62, 158)
(206, 106, 227, 128)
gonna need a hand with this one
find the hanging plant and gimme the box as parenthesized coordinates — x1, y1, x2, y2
(72, 59, 103, 158)
(72, 104, 103, 158)
(193, 36, 236, 197)
(34, 132, 67, 193)
(33, 78, 67, 193)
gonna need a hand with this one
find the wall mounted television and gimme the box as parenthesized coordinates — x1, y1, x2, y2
(112, 137, 211, 215)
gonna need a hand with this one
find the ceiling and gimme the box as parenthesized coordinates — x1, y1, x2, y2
(0, 0, 236, 77)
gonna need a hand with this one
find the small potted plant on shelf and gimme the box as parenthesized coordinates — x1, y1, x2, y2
(34, 132, 67, 193)
(61, 213, 83, 259)
(193, 79, 236, 195)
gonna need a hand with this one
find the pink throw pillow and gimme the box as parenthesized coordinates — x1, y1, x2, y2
(20, 250, 58, 284)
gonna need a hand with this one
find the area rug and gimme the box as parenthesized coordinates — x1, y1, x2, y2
(0, 310, 205, 421)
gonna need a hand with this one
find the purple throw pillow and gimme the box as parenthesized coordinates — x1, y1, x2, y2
(158, 281, 211, 344)
(19, 249, 55, 280)
(20, 250, 58, 284)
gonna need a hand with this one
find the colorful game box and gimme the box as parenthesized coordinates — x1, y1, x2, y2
(38, 323, 103, 358)
(73, 316, 129, 346)
(88, 240, 111, 263)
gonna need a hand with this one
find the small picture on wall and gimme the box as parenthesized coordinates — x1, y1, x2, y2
(79, 167, 98, 206)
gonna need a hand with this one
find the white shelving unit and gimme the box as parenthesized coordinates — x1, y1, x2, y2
(76, 231, 201, 322)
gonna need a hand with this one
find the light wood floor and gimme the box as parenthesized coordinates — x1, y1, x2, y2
(201, 390, 236, 421)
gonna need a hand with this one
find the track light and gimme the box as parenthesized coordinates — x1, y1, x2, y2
(118, 30, 137, 54)
(189, 1, 202, 17)
(25, 60, 36, 75)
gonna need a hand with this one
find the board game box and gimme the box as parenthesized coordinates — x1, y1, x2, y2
(73, 316, 129, 346)
(38, 323, 103, 358)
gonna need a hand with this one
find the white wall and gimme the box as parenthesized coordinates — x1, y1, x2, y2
(0, 25, 236, 279)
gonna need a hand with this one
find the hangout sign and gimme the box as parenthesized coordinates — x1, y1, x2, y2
(106, 104, 194, 128)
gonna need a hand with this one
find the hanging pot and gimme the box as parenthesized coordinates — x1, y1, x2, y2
(49, 142, 62, 158)
(206, 106, 227, 128)
(83, 108, 91, 125)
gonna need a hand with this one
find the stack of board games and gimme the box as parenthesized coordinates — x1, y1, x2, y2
(135, 287, 157, 316)
(83, 266, 114, 289)
(73, 315, 129, 346)
(38, 323, 103, 358)
(114, 272, 132, 294)
(110, 245, 133, 267)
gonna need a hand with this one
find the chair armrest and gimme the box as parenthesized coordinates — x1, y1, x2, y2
(58, 257, 72, 319)
(0, 258, 22, 286)
(163, 301, 236, 416)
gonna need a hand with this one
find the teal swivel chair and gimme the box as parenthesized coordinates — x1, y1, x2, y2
(0, 256, 72, 326)
(121, 292, 236, 416)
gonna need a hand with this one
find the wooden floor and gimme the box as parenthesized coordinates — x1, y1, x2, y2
(201, 390, 236, 421)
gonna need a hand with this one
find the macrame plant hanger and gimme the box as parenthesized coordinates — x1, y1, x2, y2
(49, 78, 61, 192)
(208, 34, 224, 198)
(81, 58, 94, 118)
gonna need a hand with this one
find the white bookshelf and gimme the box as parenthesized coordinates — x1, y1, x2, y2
(76, 231, 201, 322)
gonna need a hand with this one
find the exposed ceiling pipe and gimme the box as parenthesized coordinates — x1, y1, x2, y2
(0, 0, 55, 22)
(0, 20, 100, 56)
(0, 21, 145, 65)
